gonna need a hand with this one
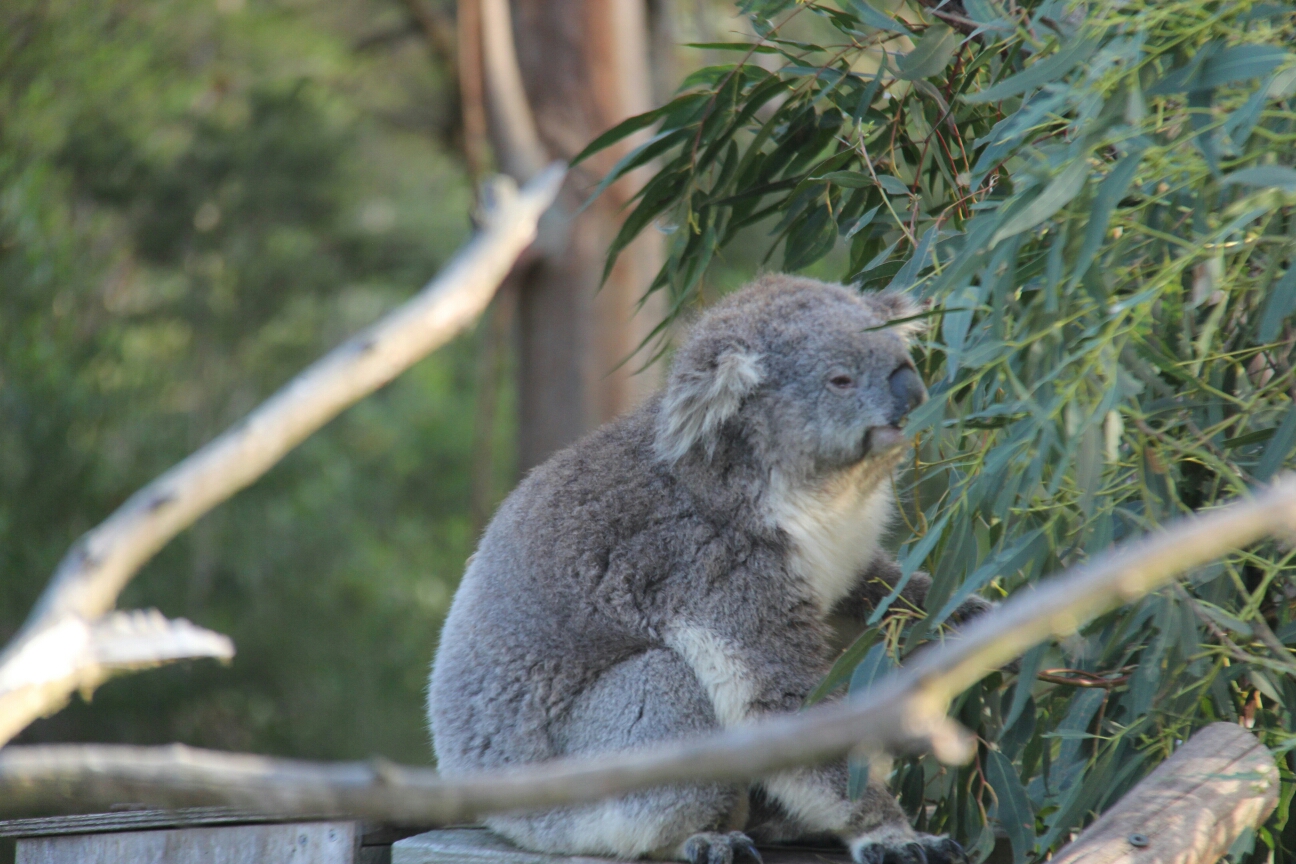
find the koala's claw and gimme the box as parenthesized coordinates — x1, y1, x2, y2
(851, 834, 965, 864)
(683, 831, 763, 864)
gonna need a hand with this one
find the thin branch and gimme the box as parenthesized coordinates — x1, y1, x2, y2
(1037, 669, 1131, 689)
(0, 166, 567, 750)
(479, 0, 547, 181)
(3, 476, 1295, 822)
(0, 612, 233, 747)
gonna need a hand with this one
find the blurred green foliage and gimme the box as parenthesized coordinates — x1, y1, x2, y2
(584, 0, 1296, 861)
(0, 0, 504, 762)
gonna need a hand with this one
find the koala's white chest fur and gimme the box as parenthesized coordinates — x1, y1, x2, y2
(768, 465, 895, 614)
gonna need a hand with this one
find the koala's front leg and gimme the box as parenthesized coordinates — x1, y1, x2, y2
(666, 618, 965, 864)
(837, 556, 992, 624)
(755, 748, 965, 864)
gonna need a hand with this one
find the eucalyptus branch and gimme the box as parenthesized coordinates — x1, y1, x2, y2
(2, 476, 1294, 822)
(0, 166, 567, 750)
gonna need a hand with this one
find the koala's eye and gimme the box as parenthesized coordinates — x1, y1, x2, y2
(829, 374, 855, 390)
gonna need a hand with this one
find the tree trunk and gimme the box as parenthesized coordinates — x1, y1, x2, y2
(510, 0, 663, 471)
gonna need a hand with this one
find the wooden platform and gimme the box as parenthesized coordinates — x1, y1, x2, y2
(0, 808, 421, 864)
(393, 828, 852, 864)
(0, 813, 852, 864)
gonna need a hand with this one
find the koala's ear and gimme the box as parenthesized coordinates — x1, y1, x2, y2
(655, 347, 764, 464)
(868, 290, 933, 340)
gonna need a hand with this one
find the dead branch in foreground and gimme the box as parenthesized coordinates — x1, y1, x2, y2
(1, 476, 1293, 822)
(0, 165, 567, 750)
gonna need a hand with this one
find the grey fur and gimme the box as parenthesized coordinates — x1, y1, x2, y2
(428, 275, 971, 864)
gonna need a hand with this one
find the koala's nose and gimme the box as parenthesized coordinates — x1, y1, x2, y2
(888, 365, 927, 425)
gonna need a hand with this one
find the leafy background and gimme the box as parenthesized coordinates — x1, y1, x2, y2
(581, 0, 1296, 861)
(0, 0, 493, 763)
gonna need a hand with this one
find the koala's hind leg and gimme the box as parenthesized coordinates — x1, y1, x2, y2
(485, 649, 751, 861)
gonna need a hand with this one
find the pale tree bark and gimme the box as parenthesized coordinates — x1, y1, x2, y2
(508, 0, 666, 470)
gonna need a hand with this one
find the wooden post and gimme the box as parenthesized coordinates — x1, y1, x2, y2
(1050, 723, 1279, 864)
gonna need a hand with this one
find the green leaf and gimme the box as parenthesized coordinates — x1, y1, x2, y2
(583, 127, 692, 211)
(987, 749, 1035, 864)
(570, 106, 667, 167)
(684, 41, 781, 53)
(784, 203, 839, 271)
(848, 641, 897, 696)
(1193, 601, 1254, 639)
(1223, 427, 1277, 448)
(1259, 266, 1296, 343)
(887, 224, 939, 292)
(963, 0, 1013, 29)
(847, 643, 896, 799)
(814, 170, 873, 187)
(843, 205, 880, 240)
(1223, 79, 1273, 150)
(805, 628, 882, 705)
(963, 34, 1101, 103)
(878, 174, 912, 195)
(869, 509, 953, 625)
(991, 154, 1090, 246)
(1003, 645, 1046, 731)
(932, 529, 1045, 624)
(1256, 405, 1296, 482)
(1069, 142, 1146, 290)
(1199, 45, 1291, 90)
(1222, 165, 1296, 192)
(844, 0, 914, 36)
(896, 24, 959, 81)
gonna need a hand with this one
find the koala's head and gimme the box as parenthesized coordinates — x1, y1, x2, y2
(655, 275, 928, 480)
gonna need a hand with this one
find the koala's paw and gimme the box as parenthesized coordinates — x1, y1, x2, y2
(849, 828, 966, 864)
(949, 595, 993, 624)
(682, 831, 763, 864)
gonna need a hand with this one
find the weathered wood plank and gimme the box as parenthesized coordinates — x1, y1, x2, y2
(15, 820, 357, 864)
(1050, 722, 1278, 864)
(0, 807, 276, 837)
(393, 827, 618, 864)
(392, 827, 851, 864)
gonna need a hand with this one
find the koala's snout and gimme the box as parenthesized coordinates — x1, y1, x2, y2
(887, 365, 927, 425)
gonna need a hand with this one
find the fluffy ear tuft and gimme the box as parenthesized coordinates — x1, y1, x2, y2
(655, 347, 763, 464)
(867, 290, 933, 340)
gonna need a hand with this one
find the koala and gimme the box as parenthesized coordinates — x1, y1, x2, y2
(428, 274, 972, 864)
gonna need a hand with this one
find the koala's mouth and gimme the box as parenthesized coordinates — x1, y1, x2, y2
(862, 424, 909, 458)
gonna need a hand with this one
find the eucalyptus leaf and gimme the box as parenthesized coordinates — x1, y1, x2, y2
(844, 0, 915, 36)
(991, 154, 1090, 245)
(987, 749, 1035, 864)
(1222, 165, 1296, 192)
(576, 4, 1296, 858)
(963, 34, 1101, 104)
(896, 24, 959, 81)
(1260, 266, 1296, 343)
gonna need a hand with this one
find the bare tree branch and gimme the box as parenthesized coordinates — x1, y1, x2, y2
(3, 476, 1294, 822)
(0, 612, 233, 748)
(479, 0, 547, 181)
(0, 166, 567, 750)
